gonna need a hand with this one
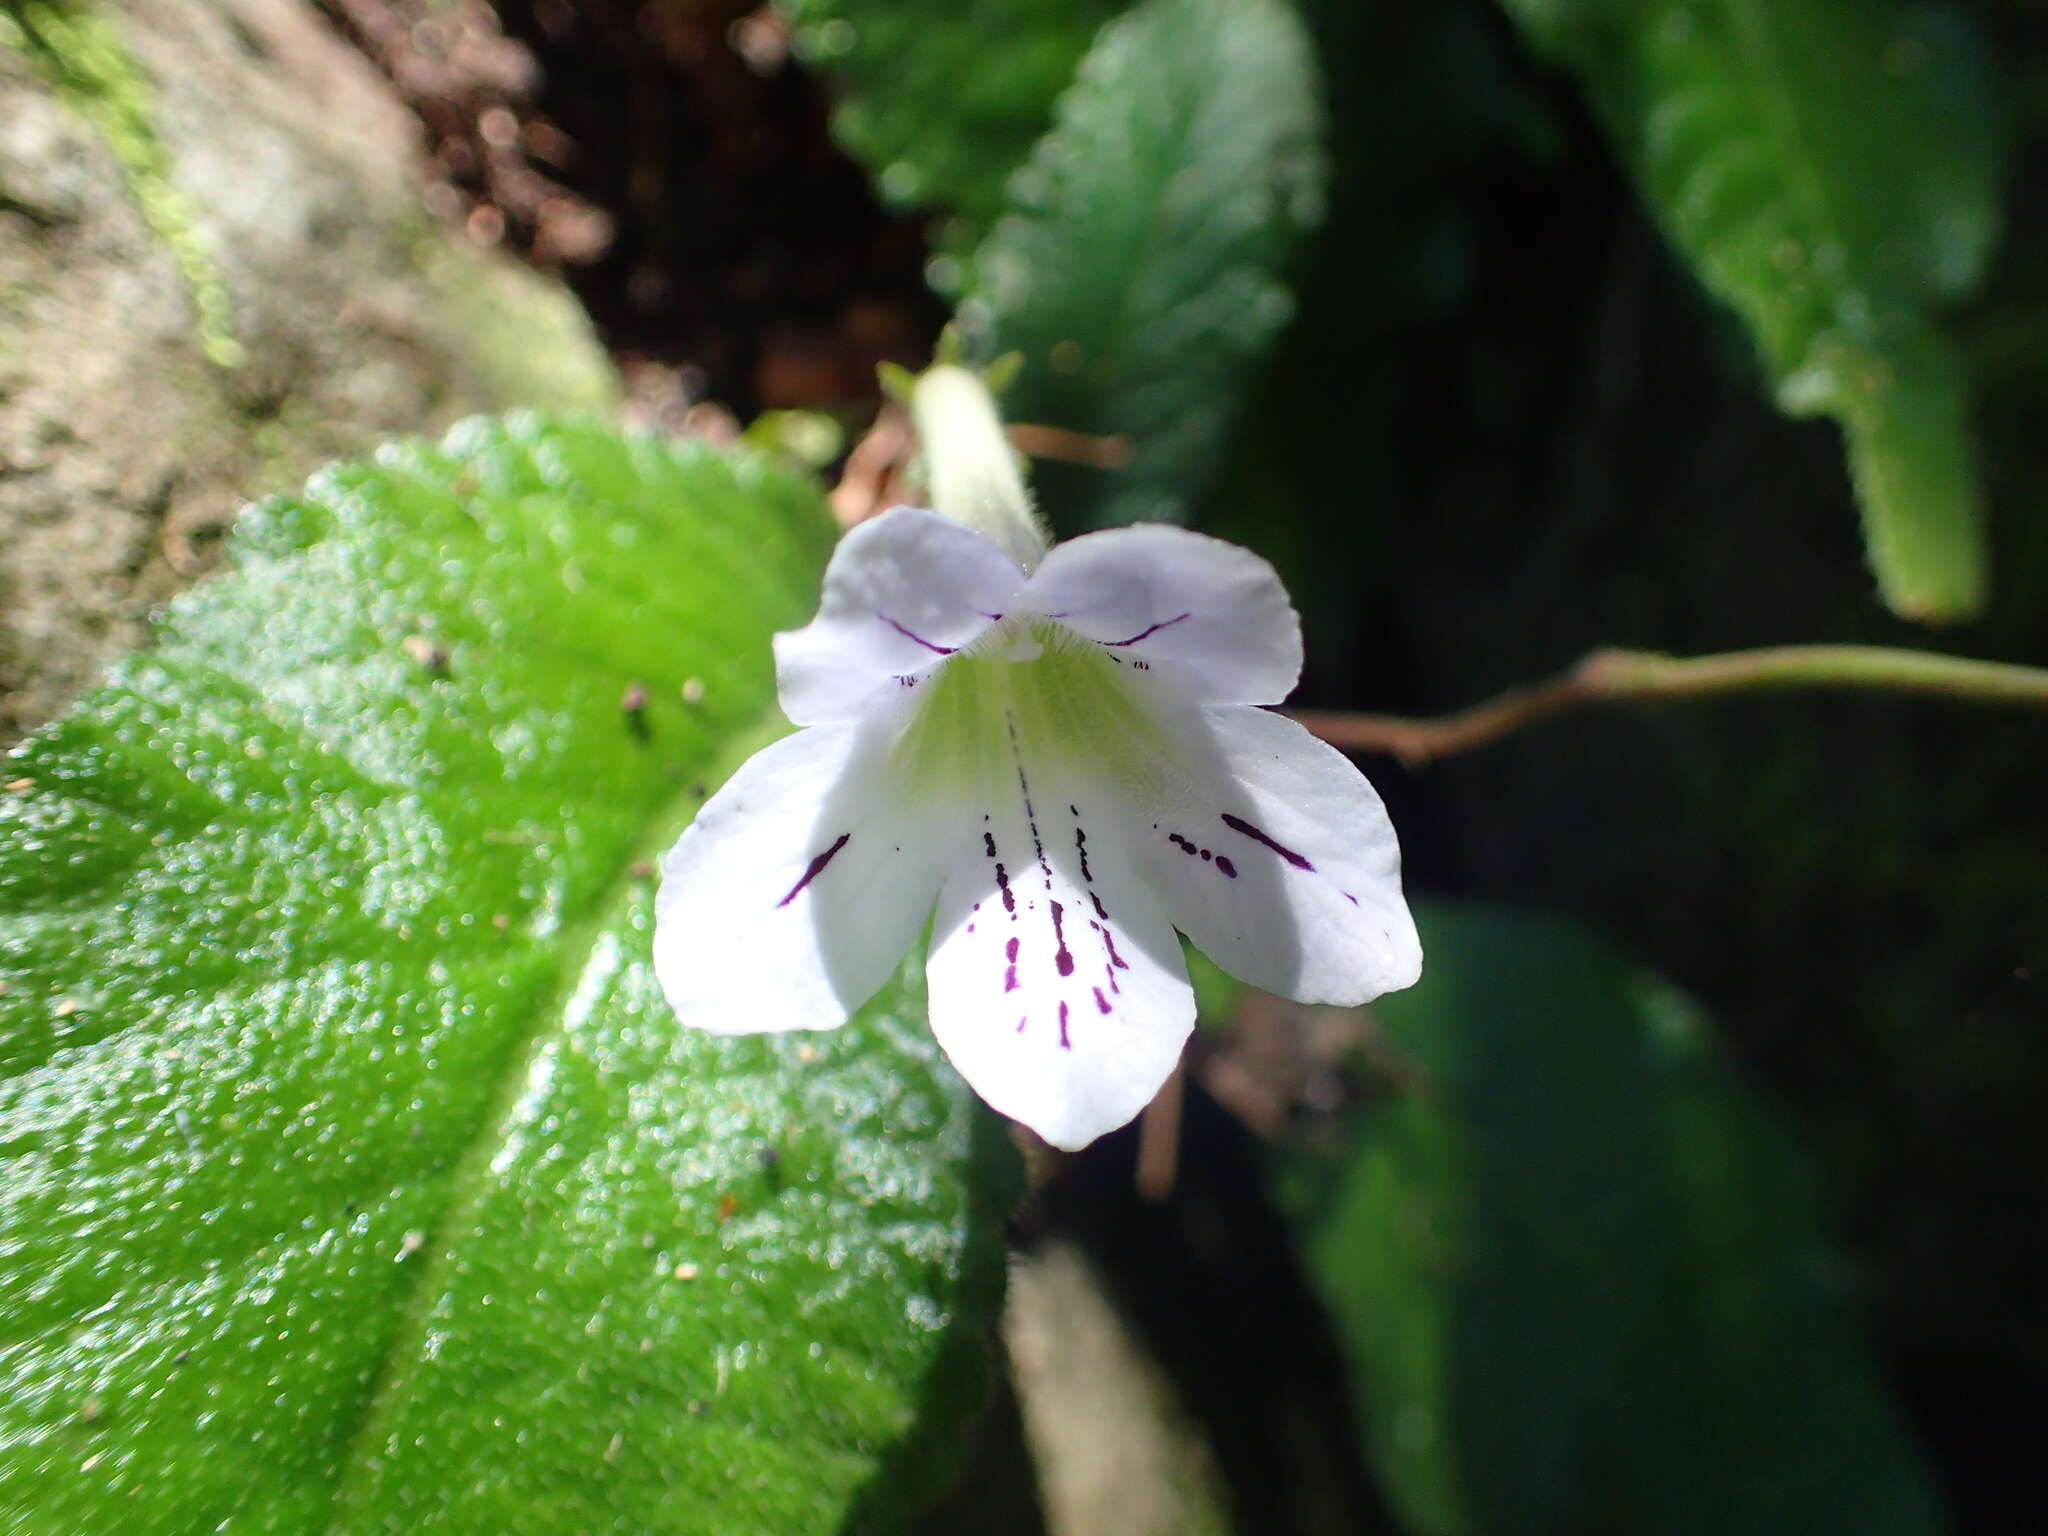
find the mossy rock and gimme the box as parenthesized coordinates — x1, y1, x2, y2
(0, 0, 619, 739)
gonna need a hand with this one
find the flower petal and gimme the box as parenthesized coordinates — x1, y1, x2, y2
(923, 745, 1194, 1151)
(1018, 525, 1302, 703)
(774, 506, 1024, 725)
(654, 714, 945, 1034)
(1130, 703, 1420, 1006)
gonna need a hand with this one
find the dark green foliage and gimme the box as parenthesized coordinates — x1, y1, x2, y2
(1282, 908, 1945, 1536)
(1496, 0, 2004, 619)
(1199, 3, 2048, 1521)
(0, 420, 1012, 1533)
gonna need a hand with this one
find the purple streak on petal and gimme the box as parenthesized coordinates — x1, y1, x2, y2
(1215, 855, 1238, 879)
(1101, 928, 1129, 971)
(877, 612, 955, 655)
(775, 833, 850, 908)
(996, 862, 1016, 915)
(1021, 781, 1049, 875)
(1221, 813, 1315, 871)
(1057, 1000, 1071, 1049)
(1093, 987, 1112, 1015)
(1050, 901, 1075, 976)
(1103, 611, 1191, 647)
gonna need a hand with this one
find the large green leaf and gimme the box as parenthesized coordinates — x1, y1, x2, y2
(0, 418, 1013, 1533)
(1498, 0, 2002, 621)
(1281, 907, 1946, 1536)
(777, 0, 1121, 251)
(961, 0, 1324, 530)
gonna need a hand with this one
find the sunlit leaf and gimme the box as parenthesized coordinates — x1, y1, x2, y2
(1281, 907, 1947, 1536)
(961, 0, 1325, 530)
(0, 419, 1013, 1534)
(1500, 0, 2003, 620)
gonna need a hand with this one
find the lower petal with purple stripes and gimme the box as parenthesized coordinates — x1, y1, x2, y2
(923, 758, 1193, 1151)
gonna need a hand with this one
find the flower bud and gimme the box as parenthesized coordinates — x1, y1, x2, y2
(909, 365, 1050, 571)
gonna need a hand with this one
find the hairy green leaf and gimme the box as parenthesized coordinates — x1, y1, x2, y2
(1282, 907, 1946, 1536)
(961, 0, 1324, 530)
(777, 0, 1121, 251)
(1499, 0, 2002, 620)
(0, 419, 1013, 1534)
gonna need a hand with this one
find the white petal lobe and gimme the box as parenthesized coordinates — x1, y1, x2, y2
(774, 506, 1023, 724)
(923, 749, 1193, 1151)
(1019, 524, 1302, 703)
(1131, 704, 1420, 1007)
(655, 716, 944, 1034)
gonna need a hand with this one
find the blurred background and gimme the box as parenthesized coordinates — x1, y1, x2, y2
(2, 0, 2043, 1531)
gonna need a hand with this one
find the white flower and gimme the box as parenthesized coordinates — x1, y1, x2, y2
(654, 366, 1420, 1150)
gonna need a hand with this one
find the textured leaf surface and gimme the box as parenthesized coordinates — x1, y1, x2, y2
(962, 0, 1324, 530)
(1282, 907, 1946, 1536)
(1500, 0, 2002, 619)
(777, 0, 1120, 249)
(0, 419, 1011, 1534)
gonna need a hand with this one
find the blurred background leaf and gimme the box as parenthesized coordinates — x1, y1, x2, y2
(1281, 906, 1948, 1536)
(776, 0, 1123, 255)
(958, 0, 1326, 530)
(1495, 0, 2004, 621)
(0, 419, 1013, 1534)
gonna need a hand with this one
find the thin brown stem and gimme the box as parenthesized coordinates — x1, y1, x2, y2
(1006, 422, 1132, 470)
(1291, 644, 2048, 767)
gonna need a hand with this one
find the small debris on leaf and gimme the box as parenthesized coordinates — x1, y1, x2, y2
(401, 634, 450, 674)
